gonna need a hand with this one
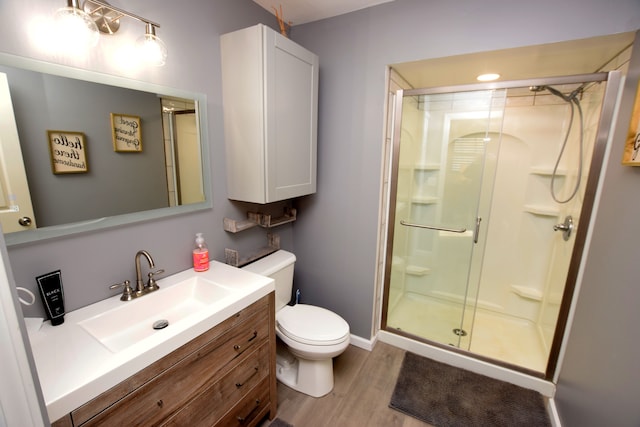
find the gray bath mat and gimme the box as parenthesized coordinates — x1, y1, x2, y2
(389, 352, 551, 427)
(268, 418, 293, 427)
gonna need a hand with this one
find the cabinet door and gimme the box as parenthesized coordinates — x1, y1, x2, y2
(221, 24, 318, 204)
(264, 28, 318, 202)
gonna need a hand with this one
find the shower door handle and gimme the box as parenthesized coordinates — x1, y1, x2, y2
(400, 220, 466, 234)
(474, 217, 482, 244)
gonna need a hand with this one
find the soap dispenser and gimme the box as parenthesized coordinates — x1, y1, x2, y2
(193, 233, 209, 272)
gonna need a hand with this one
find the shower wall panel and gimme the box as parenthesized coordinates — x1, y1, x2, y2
(477, 87, 603, 335)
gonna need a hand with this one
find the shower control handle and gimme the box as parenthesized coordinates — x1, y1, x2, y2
(553, 215, 573, 241)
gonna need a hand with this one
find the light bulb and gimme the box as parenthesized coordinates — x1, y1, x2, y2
(477, 73, 501, 82)
(53, 6, 100, 56)
(136, 33, 167, 66)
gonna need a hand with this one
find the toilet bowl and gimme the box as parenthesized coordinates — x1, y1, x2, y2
(242, 250, 350, 397)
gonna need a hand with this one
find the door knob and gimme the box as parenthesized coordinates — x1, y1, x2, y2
(18, 217, 32, 227)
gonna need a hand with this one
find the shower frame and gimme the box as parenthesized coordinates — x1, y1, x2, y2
(380, 70, 622, 380)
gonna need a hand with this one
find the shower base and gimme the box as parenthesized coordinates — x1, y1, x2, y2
(386, 293, 547, 372)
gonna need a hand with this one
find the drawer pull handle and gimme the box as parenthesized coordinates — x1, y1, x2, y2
(233, 331, 259, 351)
(236, 366, 259, 388)
(157, 399, 163, 408)
(236, 399, 261, 423)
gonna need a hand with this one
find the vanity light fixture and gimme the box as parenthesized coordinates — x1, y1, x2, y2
(54, 0, 167, 66)
(136, 22, 168, 67)
(477, 73, 501, 82)
(53, 0, 100, 55)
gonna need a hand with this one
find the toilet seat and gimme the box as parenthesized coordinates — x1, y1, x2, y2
(277, 304, 350, 346)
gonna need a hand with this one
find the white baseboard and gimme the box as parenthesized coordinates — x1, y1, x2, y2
(546, 398, 563, 427)
(349, 333, 377, 351)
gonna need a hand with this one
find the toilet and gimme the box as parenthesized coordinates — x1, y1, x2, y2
(242, 250, 350, 397)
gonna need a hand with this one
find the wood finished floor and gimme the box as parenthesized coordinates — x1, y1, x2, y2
(260, 342, 432, 427)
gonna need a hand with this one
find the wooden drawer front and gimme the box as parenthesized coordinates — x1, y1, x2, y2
(78, 309, 269, 426)
(72, 295, 269, 425)
(51, 414, 72, 427)
(214, 377, 270, 427)
(163, 342, 269, 426)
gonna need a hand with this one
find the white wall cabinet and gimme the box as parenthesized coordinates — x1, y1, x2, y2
(221, 24, 318, 204)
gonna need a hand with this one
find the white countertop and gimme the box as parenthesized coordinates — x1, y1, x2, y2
(27, 261, 274, 422)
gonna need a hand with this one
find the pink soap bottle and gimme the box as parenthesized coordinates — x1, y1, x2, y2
(193, 233, 209, 272)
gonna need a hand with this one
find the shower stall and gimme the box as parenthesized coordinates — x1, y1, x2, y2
(381, 72, 620, 377)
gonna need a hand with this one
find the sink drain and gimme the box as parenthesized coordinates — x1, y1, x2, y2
(153, 319, 169, 330)
(452, 328, 467, 336)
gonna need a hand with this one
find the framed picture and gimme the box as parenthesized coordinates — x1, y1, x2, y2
(622, 83, 640, 166)
(111, 113, 142, 152)
(47, 130, 88, 174)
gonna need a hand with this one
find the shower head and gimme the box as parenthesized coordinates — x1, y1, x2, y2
(529, 84, 584, 102)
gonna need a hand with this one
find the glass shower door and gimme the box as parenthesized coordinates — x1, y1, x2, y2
(384, 89, 506, 347)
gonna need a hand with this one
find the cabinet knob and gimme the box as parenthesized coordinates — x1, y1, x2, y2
(157, 399, 163, 408)
(233, 331, 259, 352)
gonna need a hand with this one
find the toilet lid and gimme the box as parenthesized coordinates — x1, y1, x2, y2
(277, 304, 350, 346)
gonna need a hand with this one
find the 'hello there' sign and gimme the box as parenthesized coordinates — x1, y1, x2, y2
(47, 131, 88, 174)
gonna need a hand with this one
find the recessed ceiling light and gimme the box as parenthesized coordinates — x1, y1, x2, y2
(477, 73, 501, 82)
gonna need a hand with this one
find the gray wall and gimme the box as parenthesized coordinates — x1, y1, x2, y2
(290, 0, 640, 338)
(289, 0, 640, 424)
(554, 33, 640, 427)
(1, 0, 294, 318)
(1, 64, 167, 226)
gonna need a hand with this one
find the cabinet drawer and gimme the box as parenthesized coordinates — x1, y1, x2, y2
(51, 414, 72, 427)
(214, 377, 270, 427)
(163, 342, 269, 426)
(72, 295, 269, 425)
(78, 308, 269, 426)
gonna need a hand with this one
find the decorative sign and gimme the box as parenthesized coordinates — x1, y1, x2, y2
(111, 113, 142, 152)
(622, 83, 640, 166)
(47, 130, 88, 174)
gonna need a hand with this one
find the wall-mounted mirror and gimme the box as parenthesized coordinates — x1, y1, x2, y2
(0, 53, 211, 246)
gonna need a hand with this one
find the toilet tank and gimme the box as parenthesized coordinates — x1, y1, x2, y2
(242, 250, 296, 310)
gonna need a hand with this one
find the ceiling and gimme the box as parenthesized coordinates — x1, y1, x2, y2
(252, 0, 394, 25)
(392, 32, 635, 89)
(251, 2, 634, 90)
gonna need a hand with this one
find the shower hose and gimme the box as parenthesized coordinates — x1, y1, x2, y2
(545, 85, 585, 204)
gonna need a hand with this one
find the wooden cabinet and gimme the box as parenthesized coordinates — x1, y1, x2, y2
(221, 24, 318, 204)
(52, 294, 276, 427)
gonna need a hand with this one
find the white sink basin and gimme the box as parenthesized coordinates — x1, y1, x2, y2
(78, 276, 233, 352)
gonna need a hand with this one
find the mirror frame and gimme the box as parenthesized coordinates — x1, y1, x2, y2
(1, 52, 212, 247)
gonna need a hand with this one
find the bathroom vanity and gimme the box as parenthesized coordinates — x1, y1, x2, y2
(27, 261, 276, 426)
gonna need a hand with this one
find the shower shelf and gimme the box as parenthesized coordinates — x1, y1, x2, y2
(523, 204, 560, 217)
(411, 196, 438, 204)
(414, 163, 440, 171)
(530, 167, 569, 176)
(405, 265, 430, 276)
(511, 285, 543, 301)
